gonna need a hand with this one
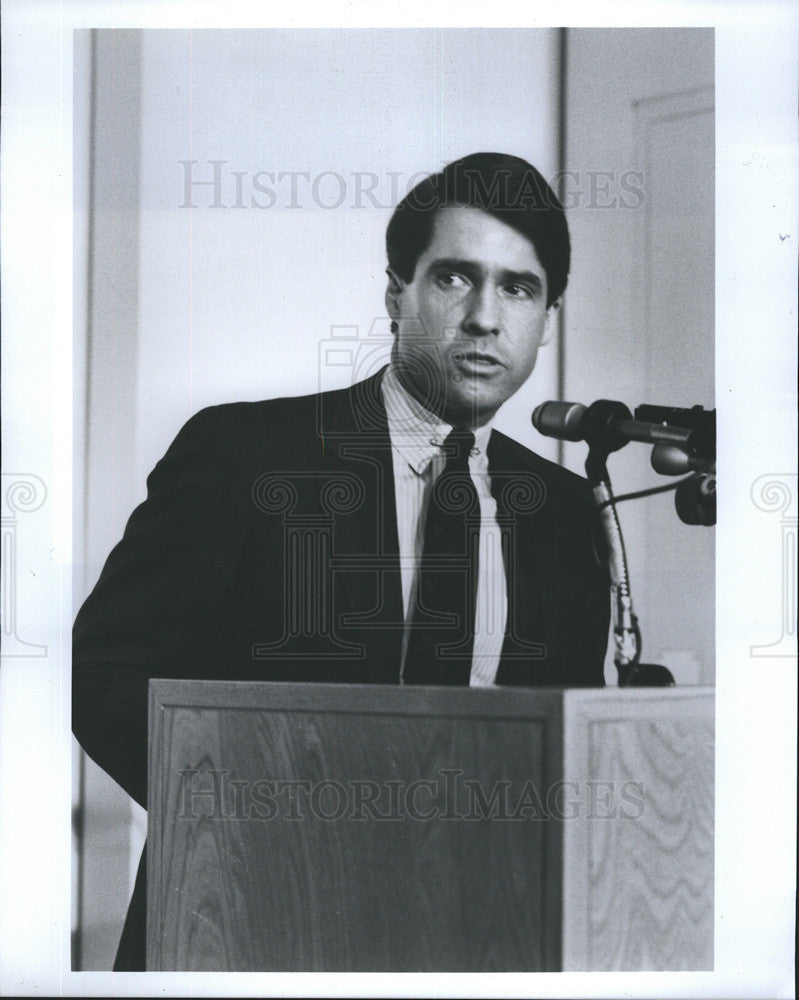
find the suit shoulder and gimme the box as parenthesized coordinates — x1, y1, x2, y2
(188, 381, 352, 427)
(185, 391, 318, 431)
(174, 382, 355, 463)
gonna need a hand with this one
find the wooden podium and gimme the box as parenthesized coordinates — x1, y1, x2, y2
(146, 681, 713, 971)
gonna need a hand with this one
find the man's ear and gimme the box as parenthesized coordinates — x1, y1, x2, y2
(540, 298, 560, 346)
(385, 268, 404, 326)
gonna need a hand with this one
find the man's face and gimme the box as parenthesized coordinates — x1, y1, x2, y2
(387, 205, 558, 428)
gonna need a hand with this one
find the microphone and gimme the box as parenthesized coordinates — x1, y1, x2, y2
(675, 473, 716, 526)
(532, 399, 697, 452)
(531, 401, 588, 441)
(532, 400, 713, 686)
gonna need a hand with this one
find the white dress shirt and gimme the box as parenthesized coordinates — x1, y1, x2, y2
(381, 365, 508, 686)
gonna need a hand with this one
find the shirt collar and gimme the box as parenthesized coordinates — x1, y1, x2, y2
(381, 364, 493, 476)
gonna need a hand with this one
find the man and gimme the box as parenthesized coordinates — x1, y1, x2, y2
(73, 152, 609, 969)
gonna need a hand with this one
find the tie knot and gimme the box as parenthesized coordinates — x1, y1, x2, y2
(443, 428, 476, 466)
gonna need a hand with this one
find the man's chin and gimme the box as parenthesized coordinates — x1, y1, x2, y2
(443, 383, 504, 428)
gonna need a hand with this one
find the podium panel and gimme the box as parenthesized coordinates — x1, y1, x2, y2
(147, 682, 713, 971)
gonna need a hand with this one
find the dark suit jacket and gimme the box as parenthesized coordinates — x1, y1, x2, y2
(72, 369, 609, 968)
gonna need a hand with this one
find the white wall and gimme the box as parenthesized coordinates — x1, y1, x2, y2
(563, 28, 715, 684)
(133, 28, 561, 498)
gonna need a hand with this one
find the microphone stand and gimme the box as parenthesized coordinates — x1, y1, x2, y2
(582, 402, 675, 687)
(532, 397, 714, 684)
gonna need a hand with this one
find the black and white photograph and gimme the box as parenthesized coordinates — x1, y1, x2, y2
(0, 3, 796, 997)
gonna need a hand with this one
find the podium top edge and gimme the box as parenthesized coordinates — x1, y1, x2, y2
(149, 679, 714, 718)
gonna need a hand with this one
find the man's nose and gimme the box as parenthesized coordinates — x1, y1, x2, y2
(461, 285, 501, 336)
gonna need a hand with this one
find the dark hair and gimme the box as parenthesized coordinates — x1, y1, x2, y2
(386, 152, 570, 307)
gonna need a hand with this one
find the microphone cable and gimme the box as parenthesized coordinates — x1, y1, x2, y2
(594, 473, 697, 510)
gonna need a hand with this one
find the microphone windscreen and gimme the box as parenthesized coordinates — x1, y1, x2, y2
(532, 401, 587, 441)
(651, 443, 696, 475)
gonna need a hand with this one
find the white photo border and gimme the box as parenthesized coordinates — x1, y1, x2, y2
(0, 1, 796, 997)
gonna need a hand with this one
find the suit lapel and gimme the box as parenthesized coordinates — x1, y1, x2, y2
(488, 433, 549, 685)
(321, 371, 404, 684)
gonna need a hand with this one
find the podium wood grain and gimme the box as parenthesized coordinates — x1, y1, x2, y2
(562, 689, 714, 970)
(147, 682, 713, 971)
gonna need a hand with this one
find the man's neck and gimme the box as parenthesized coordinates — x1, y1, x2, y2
(388, 360, 496, 431)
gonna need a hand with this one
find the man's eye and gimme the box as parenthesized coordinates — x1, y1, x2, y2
(436, 272, 468, 289)
(503, 283, 533, 299)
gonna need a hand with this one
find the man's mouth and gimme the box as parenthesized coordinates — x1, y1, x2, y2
(454, 350, 504, 369)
